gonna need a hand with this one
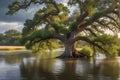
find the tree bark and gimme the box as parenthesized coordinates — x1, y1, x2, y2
(57, 41, 82, 58)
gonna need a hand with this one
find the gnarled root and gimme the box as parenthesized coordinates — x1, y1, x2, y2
(56, 52, 86, 59)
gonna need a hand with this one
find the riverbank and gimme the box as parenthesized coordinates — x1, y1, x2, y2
(0, 46, 26, 50)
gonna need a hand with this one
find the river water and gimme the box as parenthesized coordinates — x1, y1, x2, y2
(0, 51, 120, 80)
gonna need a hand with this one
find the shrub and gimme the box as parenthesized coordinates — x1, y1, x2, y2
(79, 46, 93, 58)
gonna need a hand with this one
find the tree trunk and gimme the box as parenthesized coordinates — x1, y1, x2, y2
(57, 41, 82, 58)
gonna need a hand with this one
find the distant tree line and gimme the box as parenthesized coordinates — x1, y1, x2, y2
(0, 29, 22, 46)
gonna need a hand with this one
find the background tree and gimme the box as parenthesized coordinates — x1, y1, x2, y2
(5, 29, 21, 45)
(0, 29, 22, 46)
(7, 0, 120, 58)
(0, 33, 4, 41)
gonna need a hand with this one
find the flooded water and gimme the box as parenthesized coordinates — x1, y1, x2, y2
(0, 51, 120, 80)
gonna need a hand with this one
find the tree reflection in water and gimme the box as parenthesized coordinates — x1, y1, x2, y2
(0, 52, 120, 80)
(20, 59, 55, 80)
(2, 51, 118, 80)
(20, 57, 120, 80)
(101, 59, 120, 80)
(20, 58, 78, 80)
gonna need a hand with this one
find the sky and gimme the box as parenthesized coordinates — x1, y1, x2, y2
(0, 0, 43, 33)
(0, 0, 35, 33)
(0, 0, 69, 33)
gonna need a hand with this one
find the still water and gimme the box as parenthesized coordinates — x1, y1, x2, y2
(0, 51, 120, 80)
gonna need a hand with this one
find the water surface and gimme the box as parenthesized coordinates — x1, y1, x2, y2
(0, 51, 120, 80)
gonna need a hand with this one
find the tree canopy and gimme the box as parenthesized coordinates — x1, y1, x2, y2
(7, 0, 120, 58)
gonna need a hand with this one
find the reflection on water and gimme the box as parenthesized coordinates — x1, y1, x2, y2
(0, 51, 120, 80)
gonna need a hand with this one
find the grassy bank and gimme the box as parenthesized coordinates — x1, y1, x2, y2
(0, 46, 26, 50)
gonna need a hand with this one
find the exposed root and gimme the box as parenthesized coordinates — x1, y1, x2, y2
(56, 52, 86, 59)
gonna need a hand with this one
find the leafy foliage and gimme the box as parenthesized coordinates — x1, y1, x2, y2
(94, 34, 120, 57)
(31, 39, 60, 52)
(6, 0, 21, 15)
(20, 29, 53, 45)
(51, 22, 70, 35)
(69, 21, 77, 32)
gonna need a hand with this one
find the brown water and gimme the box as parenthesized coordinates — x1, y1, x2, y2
(0, 52, 120, 80)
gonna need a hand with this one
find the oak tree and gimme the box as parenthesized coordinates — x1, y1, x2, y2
(7, 0, 120, 58)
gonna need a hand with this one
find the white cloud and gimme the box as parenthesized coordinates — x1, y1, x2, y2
(118, 33, 120, 38)
(62, 0, 68, 6)
(0, 21, 23, 33)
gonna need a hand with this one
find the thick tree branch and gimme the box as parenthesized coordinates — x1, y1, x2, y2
(32, 1, 60, 28)
(31, 32, 65, 44)
(96, 20, 111, 28)
(7, 0, 35, 15)
(76, 12, 88, 26)
(85, 28, 97, 37)
(70, 12, 88, 36)
(72, 36, 109, 54)
(95, 20, 120, 32)
(77, 9, 118, 33)
(105, 15, 120, 28)
(53, 32, 65, 42)
(7, 0, 60, 17)
(91, 25, 104, 33)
